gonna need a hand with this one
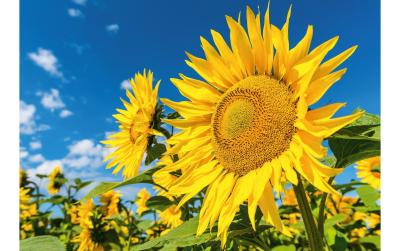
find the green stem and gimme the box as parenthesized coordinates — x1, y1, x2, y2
(293, 174, 324, 251)
(317, 177, 335, 240)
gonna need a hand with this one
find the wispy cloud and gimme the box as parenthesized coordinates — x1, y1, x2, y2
(28, 154, 45, 163)
(105, 24, 119, 34)
(20, 101, 50, 135)
(28, 48, 64, 79)
(67, 8, 83, 18)
(120, 79, 131, 90)
(29, 140, 42, 150)
(37, 89, 65, 112)
(36, 89, 73, 118)
(72, 0, 87, 6)
(60, 109, 73, 118)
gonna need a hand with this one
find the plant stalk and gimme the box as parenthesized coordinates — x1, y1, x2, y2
(293, 173, 325, 251)
(317, 177, 335, 240)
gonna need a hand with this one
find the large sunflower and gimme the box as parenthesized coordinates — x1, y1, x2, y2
(102, 70, 161, 178)
(160, 5, 363, 245)
(355, 156, 380, 190)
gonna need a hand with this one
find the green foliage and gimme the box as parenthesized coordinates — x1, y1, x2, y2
(328, 111, 380, 168)
(146, 195, 174, 211)
(82, 166, 161, 201)
(272, 245, 296, 251)
(360, 235, 380, 249)
(20, 236, 65, 251)
(132, 218, 209, 250)
(356, 185, 380, 209)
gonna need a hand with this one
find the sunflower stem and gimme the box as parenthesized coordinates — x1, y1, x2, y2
(317, 177, 335, 240)
(294, 174, 325, 251)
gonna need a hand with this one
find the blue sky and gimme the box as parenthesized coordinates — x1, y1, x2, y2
(20, 0, 380, 198)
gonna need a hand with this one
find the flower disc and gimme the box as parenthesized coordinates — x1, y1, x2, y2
(211, 75, 297, 176)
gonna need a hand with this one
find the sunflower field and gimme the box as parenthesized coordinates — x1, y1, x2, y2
(20, 4, 380, 251)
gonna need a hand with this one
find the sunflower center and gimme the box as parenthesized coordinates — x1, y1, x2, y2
(211, 75, 297, 176)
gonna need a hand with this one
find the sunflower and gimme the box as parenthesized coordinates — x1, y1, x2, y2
(20, 187, 37, 220)
(48, 165, 64, 195)
(68, 204, 80, 225)
(99, 190, 121, 218)
(102, 70, 162, 179)
(159, 205, 183, 229)
(355, 156, 380, 190)
(135, 188, 151, 215)
(74, 200, 105, 251)
(160, 5, 363, 245)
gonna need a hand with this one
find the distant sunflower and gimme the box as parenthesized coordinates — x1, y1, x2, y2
(160, 5, 363, 245)
(159, 205, 183, 229)
(74, 200, 105, 251)
(99, 190, 121, 218)
(48, 165, 64, 195)
(136, 188, 150, 215)
(355, 156, 380, 190)
(102, 70, 161, 179)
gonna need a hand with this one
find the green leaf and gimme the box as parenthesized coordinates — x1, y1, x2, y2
(332, 231, 348, 251)
(324, 214, 346, 229)
(132, 217, 218, 250)
(136, 220, 153, 231)
(20, 236, 65, 251)
(145, 143, 166, 165)
(328, 111, 380, 168)
(81, 167, 160, 201)
(356, 185, 380, 208)
(146, 196, 174, 211)
(351, 109, 380, 126)
(360, 235, 380, 249)
(272, 245, 296, 251)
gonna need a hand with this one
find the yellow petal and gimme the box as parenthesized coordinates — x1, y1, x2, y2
(306, 68, 347, 105)
(306, 103, 346, 122)
(313, 45, 358, 80)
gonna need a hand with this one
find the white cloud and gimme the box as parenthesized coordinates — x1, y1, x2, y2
(67, 8, 83, 18)
(28, 48, 63, 78)
(20, 101, 35, 125)
(72, 0, 87, 6)
(28, 154, 45, 163)
(120, 79, 131, 90)
(29, 141, 42, 150)
(20, 101, 50, 135)
(20, 148, 28, 159)
(37, 89, 65, 112)
(63, 139, 107, 169)
(60, 109, 73, 118)
(106, 24, 119, 33)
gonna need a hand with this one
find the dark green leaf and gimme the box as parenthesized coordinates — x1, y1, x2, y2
(20, 236, 65, 251)
(328, 111, 380, 168)
(146, 196, 174, 211)
(145, 143, 166, 165)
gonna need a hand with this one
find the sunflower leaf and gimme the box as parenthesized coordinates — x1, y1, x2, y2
(146, 195, 174, 211)
(328, 111, 380, 168)
(356, 185, 380, 208)
(360, 235, 381, 249)
(20, 235, 65, 251)
(81, 166, 160, 201)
